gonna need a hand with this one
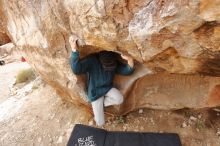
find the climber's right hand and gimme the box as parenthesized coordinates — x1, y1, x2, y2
(69, 34, 79, 52)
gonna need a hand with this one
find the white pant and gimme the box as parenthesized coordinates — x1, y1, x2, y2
(91, 88, 123, 126)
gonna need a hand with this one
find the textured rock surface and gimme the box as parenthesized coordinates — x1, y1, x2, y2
(1, 0, 220, 115)
(0, 43, 14, 56)
(0, 5, 10, 46)
(0, 32, 10, 46)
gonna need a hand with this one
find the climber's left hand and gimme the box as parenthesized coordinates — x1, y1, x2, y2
(121, 54, 134, 68)
(69, 34, 79, 52)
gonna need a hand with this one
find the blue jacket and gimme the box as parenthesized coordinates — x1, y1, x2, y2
(70, 51, 134, 102)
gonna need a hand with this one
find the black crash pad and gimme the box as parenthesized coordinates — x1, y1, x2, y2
(67, 124, 182, 146)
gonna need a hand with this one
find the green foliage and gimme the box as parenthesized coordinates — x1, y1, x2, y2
(116, 116, 125, 124)
(16, 68, 36, 84)
(195, 120, 206, 131)
(184, 111, 194, 118)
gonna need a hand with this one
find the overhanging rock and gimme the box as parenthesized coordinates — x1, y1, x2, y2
(1, 0, 220, 115)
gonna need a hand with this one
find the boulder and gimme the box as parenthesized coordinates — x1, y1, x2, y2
(1, 0, 220, 115)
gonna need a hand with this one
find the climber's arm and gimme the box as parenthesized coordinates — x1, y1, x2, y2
(69, 35, 90, 74)
(70, 51, 90, 74)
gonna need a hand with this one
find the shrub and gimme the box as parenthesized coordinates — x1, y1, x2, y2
(16, 68, 36, 83)
(116, 116, 125, 124)
(195, 120, 206, 131)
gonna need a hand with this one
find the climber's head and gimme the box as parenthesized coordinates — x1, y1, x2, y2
(98, 51, 118, 71)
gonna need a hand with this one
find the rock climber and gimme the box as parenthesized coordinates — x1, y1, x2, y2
(69, 35, 134, 126)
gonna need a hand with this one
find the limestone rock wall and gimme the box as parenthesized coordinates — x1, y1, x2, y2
(1, 0, 220, 115)
(0, 3, 10, 46)
(0, 32, 10, 46)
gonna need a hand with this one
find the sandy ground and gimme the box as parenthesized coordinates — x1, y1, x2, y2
(0, 61, 220, 146)
(0, 61, 30, 103)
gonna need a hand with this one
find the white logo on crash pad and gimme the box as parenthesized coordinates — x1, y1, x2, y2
(76, 136, 97, 146)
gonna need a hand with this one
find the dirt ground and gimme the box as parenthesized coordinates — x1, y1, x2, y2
(0, 61, 220, 146)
